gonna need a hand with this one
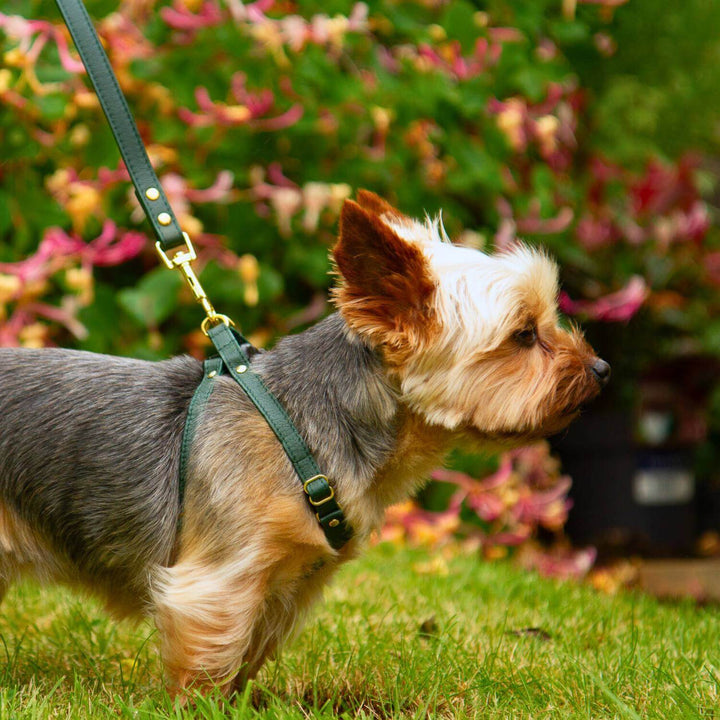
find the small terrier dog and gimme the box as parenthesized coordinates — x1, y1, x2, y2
(0, 191, 608, 695)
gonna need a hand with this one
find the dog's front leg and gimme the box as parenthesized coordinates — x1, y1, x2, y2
(151, 557, 269, 697)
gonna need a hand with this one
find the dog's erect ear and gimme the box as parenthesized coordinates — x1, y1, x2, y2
(332, 199, 436, 354)
(355, 190, 407, 221)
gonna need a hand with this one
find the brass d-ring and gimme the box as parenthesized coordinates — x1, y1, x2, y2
(201, 313, 234, 336)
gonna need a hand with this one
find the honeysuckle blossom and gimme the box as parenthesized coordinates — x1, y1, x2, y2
(269, 188, 303, 238)
(496, 197, 574, 238)
(630, 157, 701, 218)
(98, 12, 154, 63)
(381, 443, 585, 576)
(248, 166, 350, 236)
(576, 213, 618, 250)
(178, 73, 303, 130)
(246, 3, 369, 57)
(160, 0, 224, 40)
(0, 13, 84, 77)
(396, 27, 520, 82)
(0, 222, 145, 284)
(0, 304, 87, 346)
(162, 0, 368, 56)
(0, 221, 146, 347)
(560, 275, 648, 322)
(518, 544, 597, 581)
(652, 202, 710, 248)
(238, 254, 259, 306)
(223, 0, 274, 25)
(489, 84, 578, 167)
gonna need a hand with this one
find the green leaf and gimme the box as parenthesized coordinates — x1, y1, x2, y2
(0, 192, 11, 237)
(77, 282, 123, 354)
(118, 268, 182, 328)
(440, 1, 479, 52)
(36, 94, 67, 121)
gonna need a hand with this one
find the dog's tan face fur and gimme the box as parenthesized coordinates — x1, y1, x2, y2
(333, 191, 603, 445)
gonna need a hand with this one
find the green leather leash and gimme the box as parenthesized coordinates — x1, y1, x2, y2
(54, 0, 184, 254)
(54, 0, 352, 551)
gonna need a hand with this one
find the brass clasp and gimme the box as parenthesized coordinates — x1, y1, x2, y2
(155, 234, 234, 335)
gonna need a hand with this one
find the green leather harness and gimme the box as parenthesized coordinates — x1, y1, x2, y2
(54, 0, 352, 551)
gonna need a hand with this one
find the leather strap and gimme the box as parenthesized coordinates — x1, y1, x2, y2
(54, 0, 185, 251)
(179, 356, 224, 508)
(55, 0, 353, 551)
(207, 324, 353, 550)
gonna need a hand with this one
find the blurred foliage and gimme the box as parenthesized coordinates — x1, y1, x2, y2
(1, 0, 718, 370)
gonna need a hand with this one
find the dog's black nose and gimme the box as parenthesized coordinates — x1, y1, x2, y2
(591, 358, 611, 387)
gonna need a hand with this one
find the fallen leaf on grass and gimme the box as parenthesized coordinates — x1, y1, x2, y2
(418, 616, 439, 638)
(508, 627, 552, 641)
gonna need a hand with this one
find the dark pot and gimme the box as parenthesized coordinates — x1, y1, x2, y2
(552, 409, 697, 557)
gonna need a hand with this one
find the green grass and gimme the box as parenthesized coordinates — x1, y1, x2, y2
(1, 544, 719, 718)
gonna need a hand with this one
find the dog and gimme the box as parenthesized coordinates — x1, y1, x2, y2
(0, 190, 609, 696)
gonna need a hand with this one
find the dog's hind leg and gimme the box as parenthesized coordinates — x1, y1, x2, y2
(0, 557, 11, 605)
(0, 502, 60, 604)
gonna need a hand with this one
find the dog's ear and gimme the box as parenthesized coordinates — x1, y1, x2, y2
(355, 190, 407, 221)
(332, 199, 436, 354)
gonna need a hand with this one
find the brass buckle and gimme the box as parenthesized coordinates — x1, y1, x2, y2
(303, 474, 335, 507)
(155, 234, 235, 335)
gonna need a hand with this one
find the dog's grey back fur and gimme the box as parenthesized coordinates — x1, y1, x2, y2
(0, 313, 403, 605)
(0, 348, 202, 595)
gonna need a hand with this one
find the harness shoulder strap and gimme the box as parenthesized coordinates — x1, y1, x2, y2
(207, 324, 352, 550)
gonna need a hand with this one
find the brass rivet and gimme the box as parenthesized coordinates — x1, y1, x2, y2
(145, 187, 160, 201)
(329, 519, 340, 528)
(207, 370, 217, 379)
(157, 212, 172, 226)
(236, 364, 247, 373)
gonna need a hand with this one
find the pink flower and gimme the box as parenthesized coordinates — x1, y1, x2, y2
(99, 12, 154, 63)
(519, 545, 597, 580)
(224, 0, 274, 24)
(630, 157, 700, 218)
(0, 222, 146, 282)
(160, 0, 224, 39)
(515, 203, 574, 236)
(513, 477, 572, 529)
(560, 276, 648, 322)
(576, 214, 618, 250)
(234, 2, 368, 55)
(179, 75, 303, 130)
(0, 13, 85, 73)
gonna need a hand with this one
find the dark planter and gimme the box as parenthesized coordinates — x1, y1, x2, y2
(552, 409, 697, 557)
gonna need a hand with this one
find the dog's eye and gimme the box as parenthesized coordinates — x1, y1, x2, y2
(514, 326, 537, 347)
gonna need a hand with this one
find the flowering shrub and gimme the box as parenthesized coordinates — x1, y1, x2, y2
(2, 0, 719, 567)
(381, 442, 596, 579)
(2, 0, 718, 356)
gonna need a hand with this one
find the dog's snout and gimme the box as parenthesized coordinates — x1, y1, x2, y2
(590, 358, 611, 387)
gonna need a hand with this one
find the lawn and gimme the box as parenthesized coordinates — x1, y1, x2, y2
(0, 543, 718, 719)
